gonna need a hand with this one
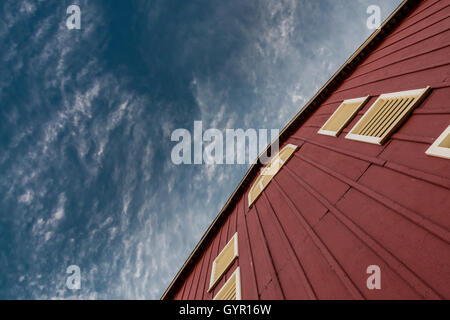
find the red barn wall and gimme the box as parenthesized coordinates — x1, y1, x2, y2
(171, 0, 450, 300)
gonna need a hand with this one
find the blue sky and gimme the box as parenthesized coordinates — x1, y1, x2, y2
(0, 0, 402, 299)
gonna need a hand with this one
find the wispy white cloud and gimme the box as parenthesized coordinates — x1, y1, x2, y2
(18, 190, 34, 205)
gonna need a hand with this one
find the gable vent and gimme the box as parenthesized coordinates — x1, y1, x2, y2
(248, 144, 298, 207)
(346, 87, 430, 145)
(208, 233, 238, 291)
(426, 125, 450, 159)
(213, 267, 241, 300)
(318, 96, 370, 137)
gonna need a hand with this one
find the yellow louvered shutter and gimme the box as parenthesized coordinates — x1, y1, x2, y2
(209, 233, 238, 291)
(318, 96, 370, 137)
(426, 125, 450, 159)
(346, 87, 430, 145)
(248, 144, 298, 207)
(213, 267, 241, 300)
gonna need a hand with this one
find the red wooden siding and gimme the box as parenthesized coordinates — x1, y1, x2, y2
(168, 0, 450, 300)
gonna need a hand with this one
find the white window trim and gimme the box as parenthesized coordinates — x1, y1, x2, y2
(208, 232, 239, 292)
(425, 125, 450, 159)
(345, 87, 431, 145)
(318, 96, 370, 137)
(213, 267, 241, 300)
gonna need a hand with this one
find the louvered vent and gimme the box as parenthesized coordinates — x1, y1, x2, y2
(426, 125, 450, 159)
(248, 144, 298, 207)
(213, 267, 241, 300)
(209, 233, 238, 291)
(346, 87, 430, 145)
(318, 96, 370, 137)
